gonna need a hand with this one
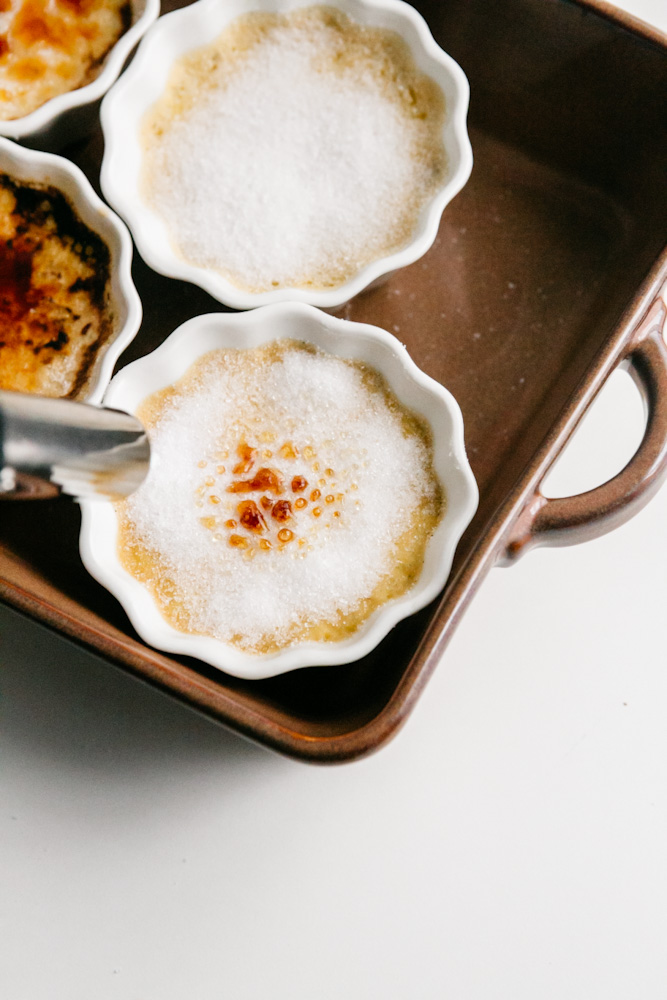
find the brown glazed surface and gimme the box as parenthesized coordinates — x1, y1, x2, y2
(0, 0, 666, 762)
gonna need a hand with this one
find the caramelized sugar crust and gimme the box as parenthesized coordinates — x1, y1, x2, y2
(0, 173, 113, 397)
(0, 0, 132, 120)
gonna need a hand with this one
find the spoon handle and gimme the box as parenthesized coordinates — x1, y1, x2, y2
(0, 390, 150, 501)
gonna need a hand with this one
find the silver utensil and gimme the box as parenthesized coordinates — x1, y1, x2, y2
(0, 390, 150, 501)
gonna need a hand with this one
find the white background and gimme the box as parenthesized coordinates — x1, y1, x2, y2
(1, 2, 666, 997)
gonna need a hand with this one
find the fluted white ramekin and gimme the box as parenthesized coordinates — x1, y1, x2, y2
(0, 137, 142, 402)
(79, 304, 478, 679)
(101, 0, 473, 310)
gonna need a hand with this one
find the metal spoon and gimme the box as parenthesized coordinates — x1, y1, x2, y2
(0, 390, 150, 501)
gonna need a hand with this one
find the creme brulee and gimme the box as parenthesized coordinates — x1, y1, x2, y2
(115, 340, 445, 655)
(141, 6, 447, 293)
(0, 0, 131, 120)
(0, 172, 113, 397)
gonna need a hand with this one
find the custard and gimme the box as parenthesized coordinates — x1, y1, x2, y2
(0, 0, 131, 120)
(142, 6, 446, 293)
(116, 340, 445, 655)
(0, 173, 113, 397)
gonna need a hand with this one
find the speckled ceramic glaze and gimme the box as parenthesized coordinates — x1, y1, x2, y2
(0, 0, 665, 761)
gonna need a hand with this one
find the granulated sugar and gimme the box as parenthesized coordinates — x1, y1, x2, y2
(116, 340, 444, 654)
(142, 7, 446, 293)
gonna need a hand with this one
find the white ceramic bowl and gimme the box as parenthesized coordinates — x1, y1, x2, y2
(79, 303, 478, 679)
(100, 0, 473, 310)
(0, 137, 142, 403)
(0, 0, 160, 148)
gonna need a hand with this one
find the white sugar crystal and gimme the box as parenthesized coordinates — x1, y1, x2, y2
(120, 344, 440, 650)
(143, 11, 445, 292)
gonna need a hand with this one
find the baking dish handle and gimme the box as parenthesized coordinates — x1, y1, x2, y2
(502, 293, 667, 564)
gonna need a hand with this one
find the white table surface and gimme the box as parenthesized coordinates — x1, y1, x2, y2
(2, 3, 666, 998)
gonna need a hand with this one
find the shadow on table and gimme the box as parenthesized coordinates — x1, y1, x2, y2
(0, 603, 276, 781)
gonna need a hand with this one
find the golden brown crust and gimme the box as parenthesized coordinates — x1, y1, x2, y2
(0, 0, 132, 120)
(0, 173, 112, 397)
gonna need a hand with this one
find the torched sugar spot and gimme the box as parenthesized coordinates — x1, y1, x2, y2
(141, 6, 447, 294)
(116, 340, 445, 654)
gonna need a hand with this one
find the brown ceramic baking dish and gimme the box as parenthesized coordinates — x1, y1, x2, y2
(1, 0, 666, 762)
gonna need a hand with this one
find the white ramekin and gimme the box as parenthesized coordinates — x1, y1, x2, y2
(0, 137, 142, 403)
(100, 0, 473, 310)
(79, 304, 478, 680)
(0, 0, 160, 148)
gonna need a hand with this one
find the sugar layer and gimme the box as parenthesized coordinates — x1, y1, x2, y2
(142, 8, 446, 292)
(117, 342, 443, 653)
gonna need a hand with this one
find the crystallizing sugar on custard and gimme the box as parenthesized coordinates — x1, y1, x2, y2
(116, 341, 444, 654)
(0, 0, 131, 120)
(142, 6, 447, 293)
(0, 173, 112, 397)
